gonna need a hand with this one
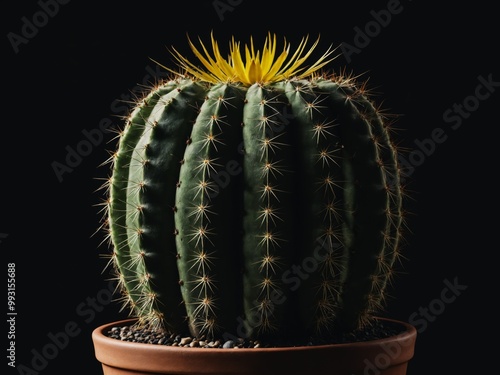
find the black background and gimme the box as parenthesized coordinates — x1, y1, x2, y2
(2, 1, 497, 374)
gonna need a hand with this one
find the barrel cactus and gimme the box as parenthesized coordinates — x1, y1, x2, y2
(100, 32, 406, 345)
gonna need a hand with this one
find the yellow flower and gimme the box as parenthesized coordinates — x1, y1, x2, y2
(164, 32, 337, 85)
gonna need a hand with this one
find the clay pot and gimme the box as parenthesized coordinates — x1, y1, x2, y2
(92, 317, 417, 375)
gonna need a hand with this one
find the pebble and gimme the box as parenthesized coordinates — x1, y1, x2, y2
(222, 340, 235, 349)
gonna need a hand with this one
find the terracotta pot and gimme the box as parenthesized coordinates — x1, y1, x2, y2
(92, 317, 417, 375)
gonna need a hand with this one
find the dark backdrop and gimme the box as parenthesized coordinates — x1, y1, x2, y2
(2, 1, 497, 374)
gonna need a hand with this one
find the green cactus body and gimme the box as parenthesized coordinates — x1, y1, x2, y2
(109, 79, 207, 333)
(103, 34, 405, 343)
(241, 83, 296, 340)
(280, 79, 346, 338)
(174, 83, 246, 338)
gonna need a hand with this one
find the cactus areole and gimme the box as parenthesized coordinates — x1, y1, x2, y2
(102, 32, 406, 345)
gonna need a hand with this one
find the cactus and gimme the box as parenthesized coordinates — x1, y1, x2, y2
(100, 32, 406, 345)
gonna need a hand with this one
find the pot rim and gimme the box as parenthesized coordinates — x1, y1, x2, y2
(92, 317, 417, 374)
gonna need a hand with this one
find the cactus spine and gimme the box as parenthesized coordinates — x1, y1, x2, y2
(101, 33, 405, 344)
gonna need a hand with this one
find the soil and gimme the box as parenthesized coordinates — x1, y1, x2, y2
(104, 318, 405, 349)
